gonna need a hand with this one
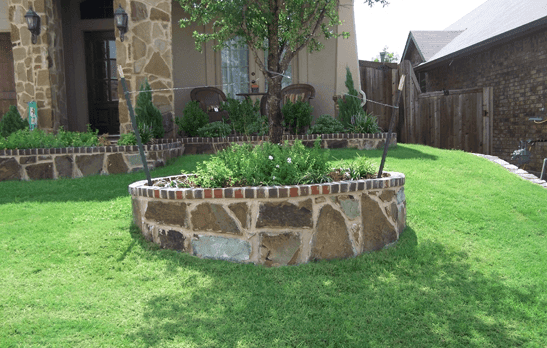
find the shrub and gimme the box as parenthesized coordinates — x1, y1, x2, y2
(187, 138, 331, 188)
(135, 80, 164, 139)
(118, 123, 153, 145)
(0, 105, 27, 138)
(336, 154, 376, 180)
(337, 67, 363, 128)
(0, 126, 99, 150)
(246, 115, 269, 136)
(176, 101, 209, 137)
(282, 99, 313, 134)
(221, 97, 261, 135)
(348, 112, 382, 134)
(196, 121, 232, 138)
(307, 114, 345, 134)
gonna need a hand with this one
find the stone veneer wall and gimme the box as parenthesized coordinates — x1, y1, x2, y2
(0, 139, 183, 181)
(129, 172, 406, 266)
(182, 132, 397, 155)
(422, 28, 547, 173)
(9, 0, 67, 132)
(115, 0, 175, 136)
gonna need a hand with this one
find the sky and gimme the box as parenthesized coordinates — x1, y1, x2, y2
(353, 0, 490, 61)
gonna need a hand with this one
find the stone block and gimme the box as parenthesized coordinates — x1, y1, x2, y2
(310, 204, 354, 260)
(327, 139, 348, 149)
(259, 232, 301, 267)
(396, 187, 405, 204)
(192, 235, 251, 262)
(54, 155, 73, 178)
(158, 229, 185, 250)
(26, 162, 53, 180)
(144, 52, 170, 78)
(0, 158, 22, 181)
(132, 21, 151, 44)
(130, 1, 148, 21)
(256, 199, 313, 228)
(150, 8, 170, 21)
(126, 154, 144, 167)
(361, 194, 397, 252)
(76, 154, 104, 176)
(19, 156, 36, 164)
(107, 153, 129, 174)
(228, 203, 249, 229)
(379, 189, 396, 203)
(145, 201, 188, 227)
(132, 198, 143, 230)
(191, 203, 241, 234)
(336, 195, 360, 220)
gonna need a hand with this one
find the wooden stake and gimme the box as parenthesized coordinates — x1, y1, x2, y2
(377, 75, 405, 178)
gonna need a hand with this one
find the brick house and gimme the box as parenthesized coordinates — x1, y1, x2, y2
(0, 0, 361, 136)
(401, 0, 547, 174)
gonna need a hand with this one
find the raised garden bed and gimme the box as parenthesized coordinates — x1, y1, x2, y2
(0, 139, 184, 181)
(129, 171, 406, 266)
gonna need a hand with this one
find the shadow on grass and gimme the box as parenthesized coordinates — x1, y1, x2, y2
(125, 225, 540, 347)
(330, 144, 439, 162)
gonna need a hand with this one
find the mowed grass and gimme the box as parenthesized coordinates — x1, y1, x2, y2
(1, 144, 546, 347)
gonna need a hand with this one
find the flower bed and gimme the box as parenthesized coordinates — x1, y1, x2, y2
(182, 132, 396, 154)
(0, 139, 184, 181)
(129, 172, 406, 266)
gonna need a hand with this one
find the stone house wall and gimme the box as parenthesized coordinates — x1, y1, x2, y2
(421, 28, 547, 173)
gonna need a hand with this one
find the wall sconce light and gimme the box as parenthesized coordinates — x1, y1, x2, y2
(24, 7, 41, 44)
(114, 5, 128, 42)
(380, 51, 386, 63)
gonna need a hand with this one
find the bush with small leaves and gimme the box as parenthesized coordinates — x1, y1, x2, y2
(282, 99, 313, 134)
(196, 121, 232, 138)
(307, 114, 345, 135)
(0, 105, 27, 138)
(135, 80, 164, 139)
(176, 101, 209, 137)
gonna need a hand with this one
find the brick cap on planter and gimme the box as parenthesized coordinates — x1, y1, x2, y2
(179, 132, 396, 144)
(128, 172, 406, 199)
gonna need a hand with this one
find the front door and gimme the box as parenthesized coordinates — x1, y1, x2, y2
(84, 31, 119, 134)
(0, 33, 16, 116)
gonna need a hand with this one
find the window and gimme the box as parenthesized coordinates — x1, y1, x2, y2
(221, 37, 249, 98)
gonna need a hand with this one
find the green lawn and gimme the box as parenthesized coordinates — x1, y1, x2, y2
(1, 144, 546, 347)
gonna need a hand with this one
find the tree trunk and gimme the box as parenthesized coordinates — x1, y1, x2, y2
(267, 80, 283, 144)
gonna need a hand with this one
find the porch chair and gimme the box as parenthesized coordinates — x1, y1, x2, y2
(190, 87, 228, 123)
(260, 84, 316, 116)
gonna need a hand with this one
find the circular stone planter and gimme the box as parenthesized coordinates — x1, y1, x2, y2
(129, 172, 406, 266)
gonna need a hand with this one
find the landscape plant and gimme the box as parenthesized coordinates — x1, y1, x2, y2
(117, 123, 153, 146)
(337, 67, 364, 128)
(348, 111, 382, 134)
(281, 99, 313, 134)
(176, 100, 209, 137)
(221, 97, 262, 135)
(175, 0, 388, 144)
(135, 79, 164, 139)
(307, 114, 345, 134)
(0, 105, 27, 138)
(0, 126, 99, 149)
(196, 121, 232, 138)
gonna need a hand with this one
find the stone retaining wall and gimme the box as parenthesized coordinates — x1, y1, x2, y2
(0, 140, 184, 181)
(129, 172, 406, 266)
(182, 132, 397, 155)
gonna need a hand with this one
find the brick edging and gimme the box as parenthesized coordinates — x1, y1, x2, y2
(179, 132, 396, 144)
(128, 172, 406, 200)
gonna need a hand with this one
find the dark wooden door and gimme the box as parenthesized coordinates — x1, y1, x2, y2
(0, 33, 16, 117)
(84, 31, 119, 134)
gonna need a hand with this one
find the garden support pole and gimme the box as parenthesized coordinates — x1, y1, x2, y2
(378, 75, 405, 178)
(118, 65, 152, 186)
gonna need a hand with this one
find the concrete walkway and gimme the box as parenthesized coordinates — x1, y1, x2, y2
(472, 153, 547, 189)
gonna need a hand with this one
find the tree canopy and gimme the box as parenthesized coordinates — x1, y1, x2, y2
(176, 0, 389, 143)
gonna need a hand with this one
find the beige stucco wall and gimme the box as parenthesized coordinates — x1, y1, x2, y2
(170, 0, 361, 122)
(0, 0, 8, 31)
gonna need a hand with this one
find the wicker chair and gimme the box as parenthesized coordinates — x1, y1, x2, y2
(190, 87, 228, 123)
(260, 84, 316, 116)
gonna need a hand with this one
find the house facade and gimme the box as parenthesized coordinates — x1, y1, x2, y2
(0, 0, 361, 136)
(401, 0, 547, 174)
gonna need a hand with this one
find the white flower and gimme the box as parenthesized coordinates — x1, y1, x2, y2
(269, 155, 273, 160)
(272, 176, 276, 180)
(276, 165, 279, 168)
(287, 157, 292, 164)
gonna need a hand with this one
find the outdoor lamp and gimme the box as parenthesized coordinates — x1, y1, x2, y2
(24, 7, 41, 44)
(114, 5, 128, 42)
(380, 51, 386, 63)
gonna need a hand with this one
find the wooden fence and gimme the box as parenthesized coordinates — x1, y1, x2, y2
(359, 60, 493, 155)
